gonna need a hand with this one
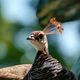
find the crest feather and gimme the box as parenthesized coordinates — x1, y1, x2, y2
(43, 17, 63, 35)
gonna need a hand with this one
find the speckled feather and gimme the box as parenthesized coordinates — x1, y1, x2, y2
(24, 18, 76, 80)
(23, 51, 76, 80)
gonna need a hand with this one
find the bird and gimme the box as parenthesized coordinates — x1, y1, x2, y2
(23, 17, 76, 80)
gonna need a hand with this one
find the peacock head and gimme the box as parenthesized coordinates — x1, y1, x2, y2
(27, 18, 63, 53)
(27, 31, 48, 52)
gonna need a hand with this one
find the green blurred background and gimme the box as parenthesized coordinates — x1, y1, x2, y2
(0, 0, 80, 74)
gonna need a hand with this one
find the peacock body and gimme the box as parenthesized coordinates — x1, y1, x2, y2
(23, 18, 76, 80)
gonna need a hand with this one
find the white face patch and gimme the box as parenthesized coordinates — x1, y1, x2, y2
(27, 18, 62, 54)
(30, 34, 48, 51)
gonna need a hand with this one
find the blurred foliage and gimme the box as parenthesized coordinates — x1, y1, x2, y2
(0, 16, 23, 67)
(37, 0, 80, 26)
(0, 0, 80, 71)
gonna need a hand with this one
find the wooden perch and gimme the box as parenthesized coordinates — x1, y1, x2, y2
(0, 64, 32, 80)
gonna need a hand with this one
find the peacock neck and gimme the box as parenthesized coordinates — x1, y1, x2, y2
(36, 50, 48, 58)
(37, 47, 49, 55)
(36, 51, 48, 60)
(32, 51, 49, 67)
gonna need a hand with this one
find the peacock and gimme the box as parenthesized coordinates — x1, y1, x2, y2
(23, 18, 76, 80)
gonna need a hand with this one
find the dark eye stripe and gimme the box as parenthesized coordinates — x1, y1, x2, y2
(35, 34, 43, 41)
(38, 34, 43, 39)
(35, 37, 39, 41)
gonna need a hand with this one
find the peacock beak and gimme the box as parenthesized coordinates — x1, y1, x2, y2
(27, 37, 30, 40)
(27, 35, 34, 40)
(27, 36, 31, 40)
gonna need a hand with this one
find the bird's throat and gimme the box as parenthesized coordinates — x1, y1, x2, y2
(38, 47, 49, 55)
(43, 47, 49, 54)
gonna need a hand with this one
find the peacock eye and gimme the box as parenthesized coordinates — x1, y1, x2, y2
(35, 37, 39, 41)
(38, 34, 43, 39)
(35, 34, 43, 41)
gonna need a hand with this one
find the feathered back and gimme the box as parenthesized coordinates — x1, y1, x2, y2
(23, 51, 76, 80)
